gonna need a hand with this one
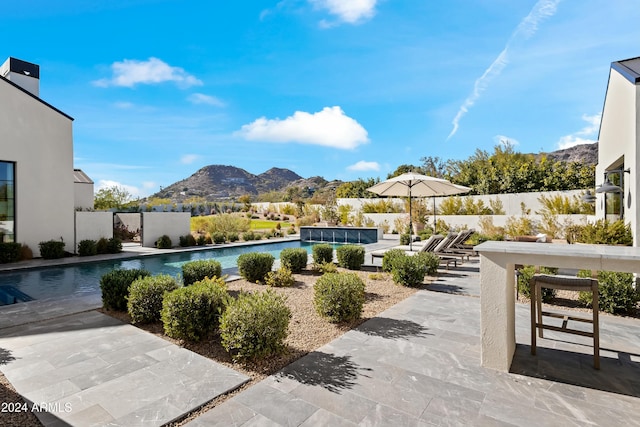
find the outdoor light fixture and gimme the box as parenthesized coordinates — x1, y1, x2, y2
(595, 168, 630, 194)
(581, 190, 596, 204)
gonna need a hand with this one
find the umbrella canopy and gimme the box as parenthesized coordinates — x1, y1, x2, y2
(367, 172, 471, 248)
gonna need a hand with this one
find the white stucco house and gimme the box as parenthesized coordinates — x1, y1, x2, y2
(0, 57, 93, 253)
(596, 56, 640, 246)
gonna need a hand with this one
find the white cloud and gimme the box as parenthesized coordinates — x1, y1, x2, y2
(93, 57, 202, 88)
(494, 135, 520, 147)
(235, 106, 369, 150)
(347, 160, 380, 172)
(95, 179, 143, 197)
(557, 113, 601, 149)
(114, 101, 134, 109)
(180, 154, 200, 165)
(310, 0, 377, 25)
(187, 93, 225, 107)
(448, 0, 560, 139)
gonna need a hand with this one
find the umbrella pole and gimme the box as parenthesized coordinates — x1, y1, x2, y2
(409, 191, 413, 251)
(433, 196, 436, 234)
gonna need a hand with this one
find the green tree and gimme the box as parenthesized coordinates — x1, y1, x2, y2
(335, 178, 379, 198)
(94, 185, 133, 210)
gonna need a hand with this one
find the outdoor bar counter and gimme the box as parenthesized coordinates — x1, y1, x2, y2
(474, 240, 640, 371)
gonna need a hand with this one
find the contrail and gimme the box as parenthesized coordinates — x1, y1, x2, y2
(447, 0, 560, 140)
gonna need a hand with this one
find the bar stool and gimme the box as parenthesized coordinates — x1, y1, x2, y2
(530, 272, 600, 369)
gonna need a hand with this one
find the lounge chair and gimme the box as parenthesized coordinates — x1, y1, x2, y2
(432, 232, 473, 262)
(370, 234, 444, 262)
(439, 229, 477, 256)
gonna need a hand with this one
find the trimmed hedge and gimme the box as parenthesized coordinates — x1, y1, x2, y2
(414, 252, 440, 276)
(127, 274, 179, 323)
(77, 239, 97, 257)
(391, 255, 427, 287)
(381, 249, 406, 273)
(220, 290, 291, 360)
(314, 272, 365, 322)
(179, 234, 197, 247)
(182, 259, 222, 285)
(100, 268, 151, 311)
(161, 277, 229, 341)
(516, 266, 558, 302)
(312, 244, 333, 265)
(96, 237, 109, 254)
(237, 252, 275, 283)
(0, 242, 21, 263)
(336, 244, 365, 270)
(279, 248, 308, 273)
(156, 235, 172, 249)
(39, 240, 65, 259)
(107, 237, 123, 254)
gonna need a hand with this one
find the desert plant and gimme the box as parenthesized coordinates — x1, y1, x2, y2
(279, 248, 308, 273)
(38, 239, 66, 259)
(161, 277, 229, 341)
(516, 266, 558, 302)
(18, 244, 33, 261)
(156, 235, 172, 249)
(577, 219, 632, 245)
(212, 232, 226, 244)
(220, 290, 291, 360)
(312, 243, 334, 265)
(77, 239, 97, 257)
(336, 244, 365, 270)
(414, 251, 441, 276)
(391, 255, 427, 287)
(127, 274, 179, 323)
(227, 232, 239, 242)
(100, 268, 151, 311)
(179, 234, 197, 247)
(0, 242, 21, 263)
(242, 231, 256, 241)
(578, 270, 639, 314)
(264, 266, 295, 287)
(196, 235, 207, 246)
(181, 259, 222, 285)
(381, 249, 406, 273)
(237, 252, 275, 282)
(314, 272, 365, 322)
(400, 234, 411, 246)
(311, 261, 338, 274)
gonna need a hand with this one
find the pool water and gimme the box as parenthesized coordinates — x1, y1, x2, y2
(0, 241, 334, 305)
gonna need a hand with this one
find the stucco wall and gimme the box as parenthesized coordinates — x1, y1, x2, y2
(141, 212, 191, 247)
(0, 78, 75, 254)
(75, 211, 113, 250)
(74, 182, 94, 210)
(596, 67, 640, 246)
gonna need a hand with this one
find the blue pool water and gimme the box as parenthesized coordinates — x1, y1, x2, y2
(0, 240, 332, 305)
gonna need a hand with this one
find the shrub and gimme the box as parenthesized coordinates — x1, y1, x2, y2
(237, 252, 275, 282)
(19, 244, 33, 261)
(279, 248, 308, 273)
(96, 237, 109, 254)
(196, 235, 207, 246)
(314, 272, 365, 323)
(336, 244, 365, 270)
(179, 234, 197, 247)
(0, 242, 21, 263)
(381, 249, 406, 273)
(220, 290, 291, 360)
(107, 237, 122, 254)
(414, 251, 441, 276)
(77, 239, 97, 257)
(578, 219, 633, 245)
(127, 274, 179, 323)
(400, 234, 411, 246)
(391, 255, 427, 287)
(287, 227, 297, 235)
(182, 259, 222, 285)
(39, 240, 66, 259)
(161, 277, 229, 341)
(100, 268, 151, 311)
(227, 232, 239, 242)
(578, 270, 639, 314)
(516, 266, 558, 302)
(212, 232, 226, 244)
(242, 231, 256, 241)
(312, 243, 333, 264)
(311, 261, 338, 274)
(156, 235, 172, 249)
(264, 267, 295, 287)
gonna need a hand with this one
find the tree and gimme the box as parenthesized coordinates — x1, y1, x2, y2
(94, 185, 133, 210)
(238, 194, 253, 212)
(335, 178, 379, 198)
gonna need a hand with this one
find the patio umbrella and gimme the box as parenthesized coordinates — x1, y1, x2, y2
(367, 172, 471, 249)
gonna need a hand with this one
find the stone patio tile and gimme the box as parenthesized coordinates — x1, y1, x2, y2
(422, 394, 482, 421)
(111, 400, 184, 426)
(25, 379, 81, 403)
(359, 403, 430, 427)
(299, 408, 357, 427)
(391, 369, 486, 404)
(288, 382, 376, 424)
(235, 382, 319, 426)
(61, 403, 115, 426)
(184, 400, 257, 427)
(69, 353, 159, 390)
(479, 393, 588, 427)
(347, 374, 432, 417)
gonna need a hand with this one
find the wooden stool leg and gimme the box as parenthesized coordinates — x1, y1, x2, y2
(593, 282, 600, 370)
(530, 278, 537, 355)
(536, 282, 544, 338)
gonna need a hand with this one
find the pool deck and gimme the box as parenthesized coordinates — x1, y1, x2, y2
(2, 236, 640, 425)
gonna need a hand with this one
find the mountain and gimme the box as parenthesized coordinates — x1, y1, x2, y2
(540, 142, 598, 165)
(151, 165, 310, 201)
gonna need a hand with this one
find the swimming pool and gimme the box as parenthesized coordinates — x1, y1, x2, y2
(0, 240, 332, 305)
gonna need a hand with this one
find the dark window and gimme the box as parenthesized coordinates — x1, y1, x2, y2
(0, 161, 15, 242)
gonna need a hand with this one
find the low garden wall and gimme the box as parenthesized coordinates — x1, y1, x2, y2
(75, 211, 113, 250)
(141, 212, 191, 248)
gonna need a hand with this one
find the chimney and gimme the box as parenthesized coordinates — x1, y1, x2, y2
(1, 57, 40, 97)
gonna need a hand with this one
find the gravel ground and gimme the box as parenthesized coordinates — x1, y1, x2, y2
(0, 267, 427, 426)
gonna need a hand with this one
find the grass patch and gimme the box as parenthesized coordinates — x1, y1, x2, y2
(250, 220, 292, 230)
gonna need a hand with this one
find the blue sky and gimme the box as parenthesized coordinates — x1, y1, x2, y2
(3, 0, 640, 197)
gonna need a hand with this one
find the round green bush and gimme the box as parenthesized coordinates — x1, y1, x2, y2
(156, 235, 172, 249)
(336, 244, 365, 270)
(182, 259, 222, 285)
(161, 277, 229, 341)
(414, 252, 441, 276)
(77, 239, 97, 257)
(242, 231, 255, 241)
(107, 237, 123, 254)
(96, 237, 109, 254)
(100, 268, 151, 311)
(517, 266, 558, 302)
(0, 242, 21, 263)
(314, 272, 365, 322)
(39, 240, 66, 259)
(381, 249, 406, 273)
(400, 234, 411, 246)
(179, 234, 197, 247)
(280, 248, 308, 273)
(212, 232, 226, 244)
(312, 243, 334, 265)
(196, 235, 207, 246)
(578, 270, 639, 314)
(227, 232, 239, 242)
(264, 267, 295, 287)
(127, 274, 179, 323)
(220, 290, 291, 360)
(237, 252, 275, 283)
(391, 255, 427, 287)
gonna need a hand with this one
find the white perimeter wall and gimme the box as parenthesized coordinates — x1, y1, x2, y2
(74, 182, 94, 210)
(75, 212, 113, 250)
(0, 78, 75, 253)
(141, 212, 191, 247)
